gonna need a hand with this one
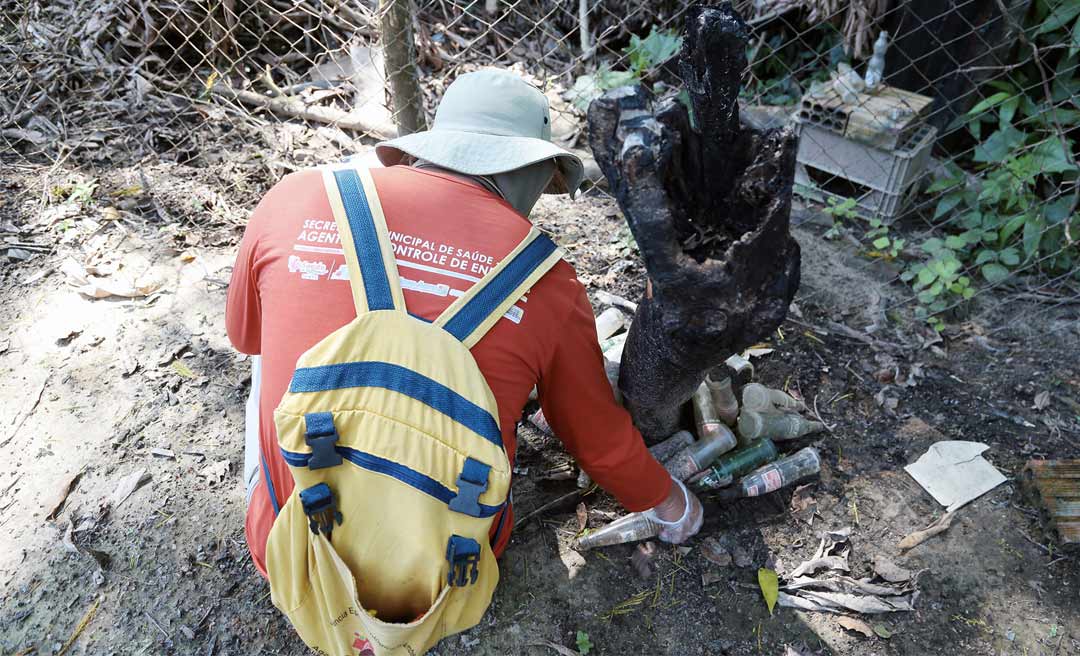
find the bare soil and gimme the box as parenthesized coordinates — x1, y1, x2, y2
(1, 158, 1078, 656)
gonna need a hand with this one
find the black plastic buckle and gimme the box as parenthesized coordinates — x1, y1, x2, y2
(299, 483, 343, 538)
(445, 535, 481, 587)
(304, 412, 343, 470)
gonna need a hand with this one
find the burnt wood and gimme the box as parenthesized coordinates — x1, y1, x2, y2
(587, 3, 801, 441)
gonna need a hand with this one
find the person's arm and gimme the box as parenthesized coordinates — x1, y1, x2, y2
(225, 201, 264, 355)
(536, 282, 673, 511)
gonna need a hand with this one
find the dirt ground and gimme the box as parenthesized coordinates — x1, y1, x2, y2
(1, 155, 1079, 656)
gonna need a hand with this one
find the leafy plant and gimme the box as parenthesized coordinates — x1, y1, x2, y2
(865, 217, 906, 259)
(567, 27, 683, 111)
(903, 0, 1080, 326)
(822, 196, 857, 239)
(575, 630, 594, 655)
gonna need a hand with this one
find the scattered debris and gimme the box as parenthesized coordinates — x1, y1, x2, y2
(631, 541, 658, 579)
(1, 374, 49, 447)
(1022, 459, 1080, 544)
(790, 484, 818, 524)
(898, 511, 956, 552)
(198, 460, 231, 485)
(558, 546, 587, 579)
(904, 441, 1006, 512)
(789, 527, 850, 578)
(151, 448, 176, 459)
(593, 289, 637, 312)
(575, 502, 588, 532)
(874, 386, 899, 414)
(701, 537, 732, 567)
(44, 469, 84, 519)
(56, 597, 101, 656)
(109, 468, 150, 508)
(836, 616, 875, 638)
(872, 556, 916, 584)
(171, 360, 196, 379)
(782, 527, 919, 614)
(1033, 391, 1051, 411)
(534, 640, 580, 656)
(732, 545, 753, 568)
(61, 255, 162, 299)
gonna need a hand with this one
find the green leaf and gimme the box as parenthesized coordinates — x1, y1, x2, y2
(973, 126, 1025, 163)
(1071, 14, 1080, 57)
(967, 91, 1011, 117)
(999, 247, 1021, 265)
(916, 267, 937, 287)
(944, 235, 967, 250)
(963, 287, 976, 300)
(1000, 214, 1028, 245)
(918, 289, 938, 304)
(921, 237, 945, 254)
(926, 177, 962, 193)
(576, 631, 593, 655)
(935, 194, 965, 220)
(1024, 216, 1045, 257)
(1000, 96, 1020, 126)
(171, 360, 195, 378)
(1031, 138, 1078, 173)
(874, 624, 893, 639)
(1036, 2, 1080, 34)
(975, 249, 998, 265)
(758, 568, 779, 615)
(872, 236, 891, 249)
(981, 262, 1010, 283)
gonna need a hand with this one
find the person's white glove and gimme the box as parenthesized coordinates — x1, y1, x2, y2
(645, 478, 704, 544)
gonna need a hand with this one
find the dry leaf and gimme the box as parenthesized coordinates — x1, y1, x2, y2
(1033, 391, 1051, 411)
(701, 537, 732, 566)
(109, 468, 150, 508)
(44, 469, 84, 519)
(534, 641, 579, 656)
(575, 502, 587, 532)
(872, 556, 913, 583)
(198, 460, 231, 485)
(837, 616, 875, 638)
(631, 541, 658, 579)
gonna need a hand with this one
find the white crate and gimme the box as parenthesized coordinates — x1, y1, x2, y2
(793, 118, 937, 223)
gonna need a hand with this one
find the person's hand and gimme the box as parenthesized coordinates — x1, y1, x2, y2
(646, 478, 704, 544)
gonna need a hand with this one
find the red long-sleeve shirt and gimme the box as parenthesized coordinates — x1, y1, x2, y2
(225, 165, 671, 575)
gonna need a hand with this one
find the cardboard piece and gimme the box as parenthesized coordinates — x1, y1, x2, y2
(904, 441, 1006, 512)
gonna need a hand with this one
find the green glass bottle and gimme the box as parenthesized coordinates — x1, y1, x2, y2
(694, 438, 778, 490)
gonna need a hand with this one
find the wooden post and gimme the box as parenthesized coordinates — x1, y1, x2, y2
(379, 0, 426, 135)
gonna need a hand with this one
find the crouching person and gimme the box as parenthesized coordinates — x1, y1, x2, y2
(225, 69, 702, 655)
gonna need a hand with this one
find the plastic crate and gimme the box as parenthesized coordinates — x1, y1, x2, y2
(793, 118, 937, 223)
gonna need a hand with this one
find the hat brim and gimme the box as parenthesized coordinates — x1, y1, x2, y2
(376, 129, 584, 197)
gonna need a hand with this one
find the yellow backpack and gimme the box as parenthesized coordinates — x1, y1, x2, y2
(265, 166, 562, 656)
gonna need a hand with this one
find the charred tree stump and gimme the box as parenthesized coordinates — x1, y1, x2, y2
(588, 3, 801, 441)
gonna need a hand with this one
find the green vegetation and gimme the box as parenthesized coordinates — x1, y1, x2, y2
(567, 27, 683, 111)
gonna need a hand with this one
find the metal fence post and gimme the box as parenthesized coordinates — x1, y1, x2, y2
(379, 0, 426, 136)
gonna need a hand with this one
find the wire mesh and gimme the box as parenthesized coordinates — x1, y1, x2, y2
(1, 0, 1077, 331)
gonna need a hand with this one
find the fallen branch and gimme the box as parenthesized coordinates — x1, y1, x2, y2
(209, 83, 397, 140)
(513, 489, 583, 529)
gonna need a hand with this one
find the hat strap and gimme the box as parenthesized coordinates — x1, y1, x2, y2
(322, 166, 406, 315)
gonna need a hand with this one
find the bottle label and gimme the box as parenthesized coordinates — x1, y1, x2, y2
(761, 468, 784, 493)
(745, 483, 761, 497)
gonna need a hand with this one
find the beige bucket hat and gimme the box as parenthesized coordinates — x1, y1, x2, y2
(375, 69, 584, 197)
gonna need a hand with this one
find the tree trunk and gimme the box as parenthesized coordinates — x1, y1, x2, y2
(587, 4, 801, 441)
(379, 0, 426, 135)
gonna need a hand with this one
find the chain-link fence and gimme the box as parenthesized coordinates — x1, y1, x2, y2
(2, 0, 1078, 331)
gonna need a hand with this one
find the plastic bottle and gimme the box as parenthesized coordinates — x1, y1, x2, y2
(741, 383, 805, 412)
(737, 408, 823, 441)
(594, 307, 627, 342)
(647, 430, 695, 464)
(664, 413, 738, 482)
(707, 375, 739, 426)
(693, 438, 778, 490)
(575, 512, 658, 549)
(717, 447, 821, 500)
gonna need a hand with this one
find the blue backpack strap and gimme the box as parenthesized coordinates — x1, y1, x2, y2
(433, 228, 562, 348)
(321, 166, 406, 314)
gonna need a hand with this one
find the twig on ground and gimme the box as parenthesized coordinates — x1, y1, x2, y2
(209, 82, 397, 139)
(513, 489, 582, 529)
(811, 394, 836, 434)
(144, 610, 171, 640)
(1, 375, 48, 447)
